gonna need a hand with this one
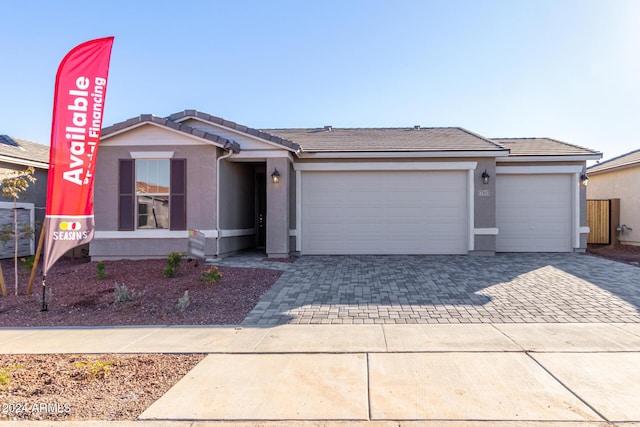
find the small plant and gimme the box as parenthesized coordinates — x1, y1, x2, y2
(199, 266, 222, 286)
(113, 282, 134, 304)
(75, 359, 118, 381)
(163, 251, 184, 278)
(0, 364, 25, 390)
(162, 266, 175, 278)
(96, 261, 106, 280)
(19, 255, 35, 271)
(176, 290, 190, 312)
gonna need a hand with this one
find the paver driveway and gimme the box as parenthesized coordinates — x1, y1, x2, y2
(214, 253, 640, 326)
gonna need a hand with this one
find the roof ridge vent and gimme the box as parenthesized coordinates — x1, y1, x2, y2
(323, 125, 332, 131)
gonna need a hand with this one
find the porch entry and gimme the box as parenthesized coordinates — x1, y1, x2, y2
(217, 161, 266, 255)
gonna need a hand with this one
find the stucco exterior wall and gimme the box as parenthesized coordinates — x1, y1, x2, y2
(473, 158, 497, 254)
(588, 167, 640, 245)
(90, 126, 219, 259)
(266, 157, 290, 257)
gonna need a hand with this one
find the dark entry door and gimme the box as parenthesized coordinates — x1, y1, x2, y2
(256, 171, 266, 247)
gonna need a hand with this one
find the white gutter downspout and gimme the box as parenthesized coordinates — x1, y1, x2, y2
(215, 146, 235, 257)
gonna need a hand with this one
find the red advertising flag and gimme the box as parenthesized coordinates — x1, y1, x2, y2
(43, 37, 114, 275)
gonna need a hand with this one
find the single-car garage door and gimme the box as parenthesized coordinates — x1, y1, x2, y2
(301, 170, 468, 255)
(496, 174, 573, 252)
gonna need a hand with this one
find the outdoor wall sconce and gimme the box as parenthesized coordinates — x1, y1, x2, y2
(271, 168, 281, 184)
(580, 173, 589, 186)
(481, 170, 490, 185)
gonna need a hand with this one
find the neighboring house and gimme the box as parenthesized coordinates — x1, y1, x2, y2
(0, 135, 49, 258)
(90, 110, 602, 260)
(587, 149, 640, 246)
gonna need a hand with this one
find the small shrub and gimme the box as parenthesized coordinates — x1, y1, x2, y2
(114, 282, 134, 304)
(199, 266, 222, 286)
(0, 364, 25, 390)
(176, 290, 190, 312)
(162, 266, 176, 278)
(19, 255, 35, 270)
(96, 261, 106, 280)
(163, 251, 184, 278)
(75, 360, 118, 381)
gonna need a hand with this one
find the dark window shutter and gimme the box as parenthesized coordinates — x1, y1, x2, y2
(170, 158, 186, 230)
(118, 159, 135, 231)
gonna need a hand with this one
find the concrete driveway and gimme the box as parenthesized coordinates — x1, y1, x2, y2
(214, 253, 640, 326)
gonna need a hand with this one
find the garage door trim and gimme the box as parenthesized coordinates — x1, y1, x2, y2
(293, 162, 477, 253)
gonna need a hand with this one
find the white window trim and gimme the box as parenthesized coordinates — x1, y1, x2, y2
(474, 228, 499, 235)
(95, 230, 192, 239)
(130, 151, 175, 159)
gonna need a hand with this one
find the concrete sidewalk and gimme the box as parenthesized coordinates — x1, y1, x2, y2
(3, 323, 640, 426)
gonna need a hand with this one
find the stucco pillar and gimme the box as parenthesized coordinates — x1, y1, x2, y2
(266, 157, 290, 258)
(472, 159, 497, 256)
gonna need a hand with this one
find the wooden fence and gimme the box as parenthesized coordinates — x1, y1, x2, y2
(587, 200, 610, 244)
(587, 199, 621, 245)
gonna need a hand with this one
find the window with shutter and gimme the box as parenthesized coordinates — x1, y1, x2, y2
(118, 158, 186, 231)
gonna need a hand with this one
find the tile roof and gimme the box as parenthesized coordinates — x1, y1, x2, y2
(492, 138, 601, 157)
(101, 114, 242, 153)
(0, 135, 49, 168)
(169, 110, 300, 152)
(100, 110, 603, 159)
(262, 127, 507, 153)
(587, 148, 640, 174)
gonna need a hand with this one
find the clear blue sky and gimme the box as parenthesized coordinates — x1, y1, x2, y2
(1, 0, 639, 161)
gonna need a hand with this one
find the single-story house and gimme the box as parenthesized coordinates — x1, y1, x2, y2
(0, 135, 49, 258)
(90, 110, 602, 260)
(587, 149, 640, 246)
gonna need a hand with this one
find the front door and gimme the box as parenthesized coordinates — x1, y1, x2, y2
(255, 171, 266, 247)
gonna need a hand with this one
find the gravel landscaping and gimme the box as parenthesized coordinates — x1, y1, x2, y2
(0, 255, 284, 421)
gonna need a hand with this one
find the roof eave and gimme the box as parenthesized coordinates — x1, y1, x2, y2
(0, 154, 49, 169)
(101, 116, 240, 153)
(170, 111, 301, 154)
(498, 154, 602, 162)
(298, 150, 510, 159)
(587, 161, 640, 175)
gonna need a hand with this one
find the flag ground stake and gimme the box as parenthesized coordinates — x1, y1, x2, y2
(41, 276, 47, 312)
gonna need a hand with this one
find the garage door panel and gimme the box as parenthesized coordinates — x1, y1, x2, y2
(497, 174, 572, 252)
(302, 170, 468, 255)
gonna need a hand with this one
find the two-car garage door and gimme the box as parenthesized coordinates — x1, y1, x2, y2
(301, 170, 468, 255)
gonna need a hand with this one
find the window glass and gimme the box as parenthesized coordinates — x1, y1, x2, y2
(136, 159, 170, 229)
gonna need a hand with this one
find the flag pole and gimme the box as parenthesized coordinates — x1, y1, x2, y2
(41, 37, 114, 311)
(27, 221, 46, 295)
(0, 261, 7, 297)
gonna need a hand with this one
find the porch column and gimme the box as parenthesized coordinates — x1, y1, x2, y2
(266, 157, 290, 258)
